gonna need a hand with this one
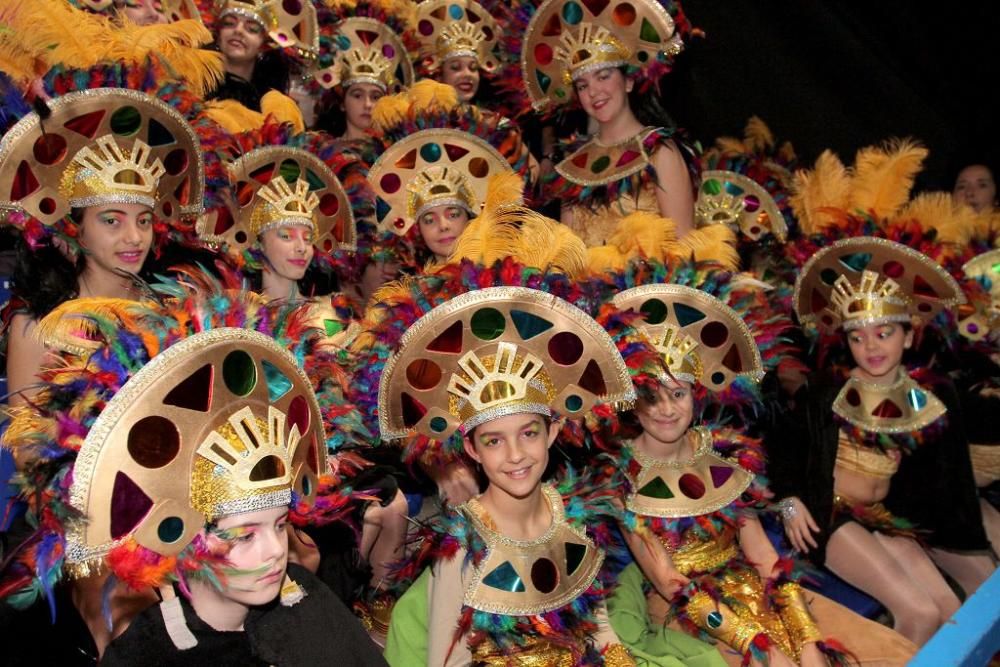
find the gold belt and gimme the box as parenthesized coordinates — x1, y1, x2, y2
(666, 530, 739, 576)
(472, 638, 576, 667)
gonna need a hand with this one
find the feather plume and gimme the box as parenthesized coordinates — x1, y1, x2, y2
(849, 139, 927, 219)
(370, 90, 410, 132)
(204, 99, 266, 133)
(407, 79, 459, 115)
(260, 91, 305, 133)
(514, 213, 588, 277)
(743, 116, 774, 153)
(895, 192, 975, 246)
(789, 150, 851, 234)
(33, 298, 145, 352)
(482, 171, 524, 212)
(673, 224, 739, 270)
(607, 211, 678, 259)
(586, 245, 628, 274)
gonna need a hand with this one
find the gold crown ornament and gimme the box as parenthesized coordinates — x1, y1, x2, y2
(378, 287, 636, 439)
(314, 17, 414, 91)
(414, 0, 500, 73)
(215, 0, 319, 60)
(794, 237, 965, 334)
(199, 146, 356, 255)
(368, 128, 513, 236)
(0, 89, 205, 230)
(613, 284, 763, 392)
(63, 327, 327, 573)
(695, 170, 788, 243)
(521, 0, 684, 110)
(554, 23, 631, 86)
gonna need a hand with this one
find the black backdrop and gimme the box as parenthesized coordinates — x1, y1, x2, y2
(662, 1, 1000, 191)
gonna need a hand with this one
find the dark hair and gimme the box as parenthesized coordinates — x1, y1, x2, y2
(315, 89, 348, 137)
(11, 235, 83, 320)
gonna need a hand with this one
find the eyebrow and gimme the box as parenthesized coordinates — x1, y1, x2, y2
(478, 418, 543, 439)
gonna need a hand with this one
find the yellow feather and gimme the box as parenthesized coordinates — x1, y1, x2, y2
(5, 0, 118, 70)
(896, 192, 975, 245)
(789, 150, 851, 235)
(848, 138, 927, 220)
(204, 99, 265, 132)
(743, 116, 774, 154)
(482, 171, 525, 212)
(586, 245, 629, 275)
(407, 79, 460, 114)
(608, 211, 678, 259)
(104, 20, 222, 96)
(371, 91, 410, 131)
(261, 91, 305, 133)
(712, 137, 748, 154)
(672, 224, 739, 270)
(34, 298, 143, 353)
(447, 172, 525, 265)
(514, 214, 587, 277)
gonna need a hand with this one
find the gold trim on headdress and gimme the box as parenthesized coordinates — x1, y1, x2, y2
(832, 369, 946, 434)
(627, 428, 753, 518)
(794, 237, 964, 334)
(696, 170, 787, 242)
(368, 128, 513, 236)
(613, 284, 763, 392)
(378, 286, 636, 440)
(521, 0, 682, 110)
(414, 0, 499, 73)
(314, 17, 414, 91)
(462, 484, 604, 615)
(198, 146, 356, 254)
(64, 327, 327, 575)
(215, 0, 318, 60)
(959, 249, 1000, 340)
(0, 89, 204, 227)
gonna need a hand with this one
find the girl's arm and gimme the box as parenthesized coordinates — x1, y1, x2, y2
(620, 523, 689, 600)
(427, 552, 473, 667)
(652, 141, 695, 238)
(5, 313, 46, 408)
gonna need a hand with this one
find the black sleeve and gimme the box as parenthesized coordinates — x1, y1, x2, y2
(249, 564, 388, 667)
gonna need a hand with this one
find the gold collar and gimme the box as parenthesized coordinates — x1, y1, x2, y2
(833, 370, 946, 434)
(462, 484, 604, 616)
(626, 427, 753, 518)
(554, 128, 656, 188)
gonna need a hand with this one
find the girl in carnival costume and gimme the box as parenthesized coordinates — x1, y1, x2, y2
(313, 0, 418, 146)
(365, 80, 535, 274)
(0, 88, 206, 411)
(584, 259, 916, 665)
(0, 280, 386, 665)
(503, 0, 698, 244)
(771, 140, 995, 645)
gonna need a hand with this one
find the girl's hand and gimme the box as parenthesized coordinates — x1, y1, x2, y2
(778, 497, 820, 553)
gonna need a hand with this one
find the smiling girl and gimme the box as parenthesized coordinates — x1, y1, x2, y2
(771, 236, 994, 646)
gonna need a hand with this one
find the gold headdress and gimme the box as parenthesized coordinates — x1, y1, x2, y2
(958, 249, 1000, 340)
(521, 0, 684, 110)
(161, 0, 205, 24)
(378, 287, 636, 438)
(696, 170, 788, 242)
(0, 89, 204, 229)
(794, 237, 965, 334)
(64, 326, 327, 572)
(215, 0, 318, 59)
(198, 146, 356, 254)
(368, 129, 513, 236)
(613, 284, 763, 392)
(314, 17, 414, 92)
(414, 0, 500, 73)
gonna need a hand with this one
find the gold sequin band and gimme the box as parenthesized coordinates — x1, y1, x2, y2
(472, 637, 576, 666)
(835, 434, 899, 480)
(663, 528, 739, 576)
(970, 443, 1000, 483)
(603, 643, 637, 667)
(686, 590, 765, 654)
(774, 583, 822, 658)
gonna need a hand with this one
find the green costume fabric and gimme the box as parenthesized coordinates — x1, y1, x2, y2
(607, 563, 727, 667)
(385, 564, 726, 666)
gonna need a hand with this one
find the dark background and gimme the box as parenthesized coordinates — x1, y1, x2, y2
(662, 1, 1000, 192)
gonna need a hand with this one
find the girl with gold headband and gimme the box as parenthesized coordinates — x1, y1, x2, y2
(365, 80, 535, 275)
(201, 0, 319, 132)
(313, 0, 418, 144)
(769, 141, 996, 646)
(0, 283, 387, 665)
(581, 261, 919, 666)
(358, 242, 724, 664)
(0, 88, 206, 412)
(502, 0, 699, 245)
